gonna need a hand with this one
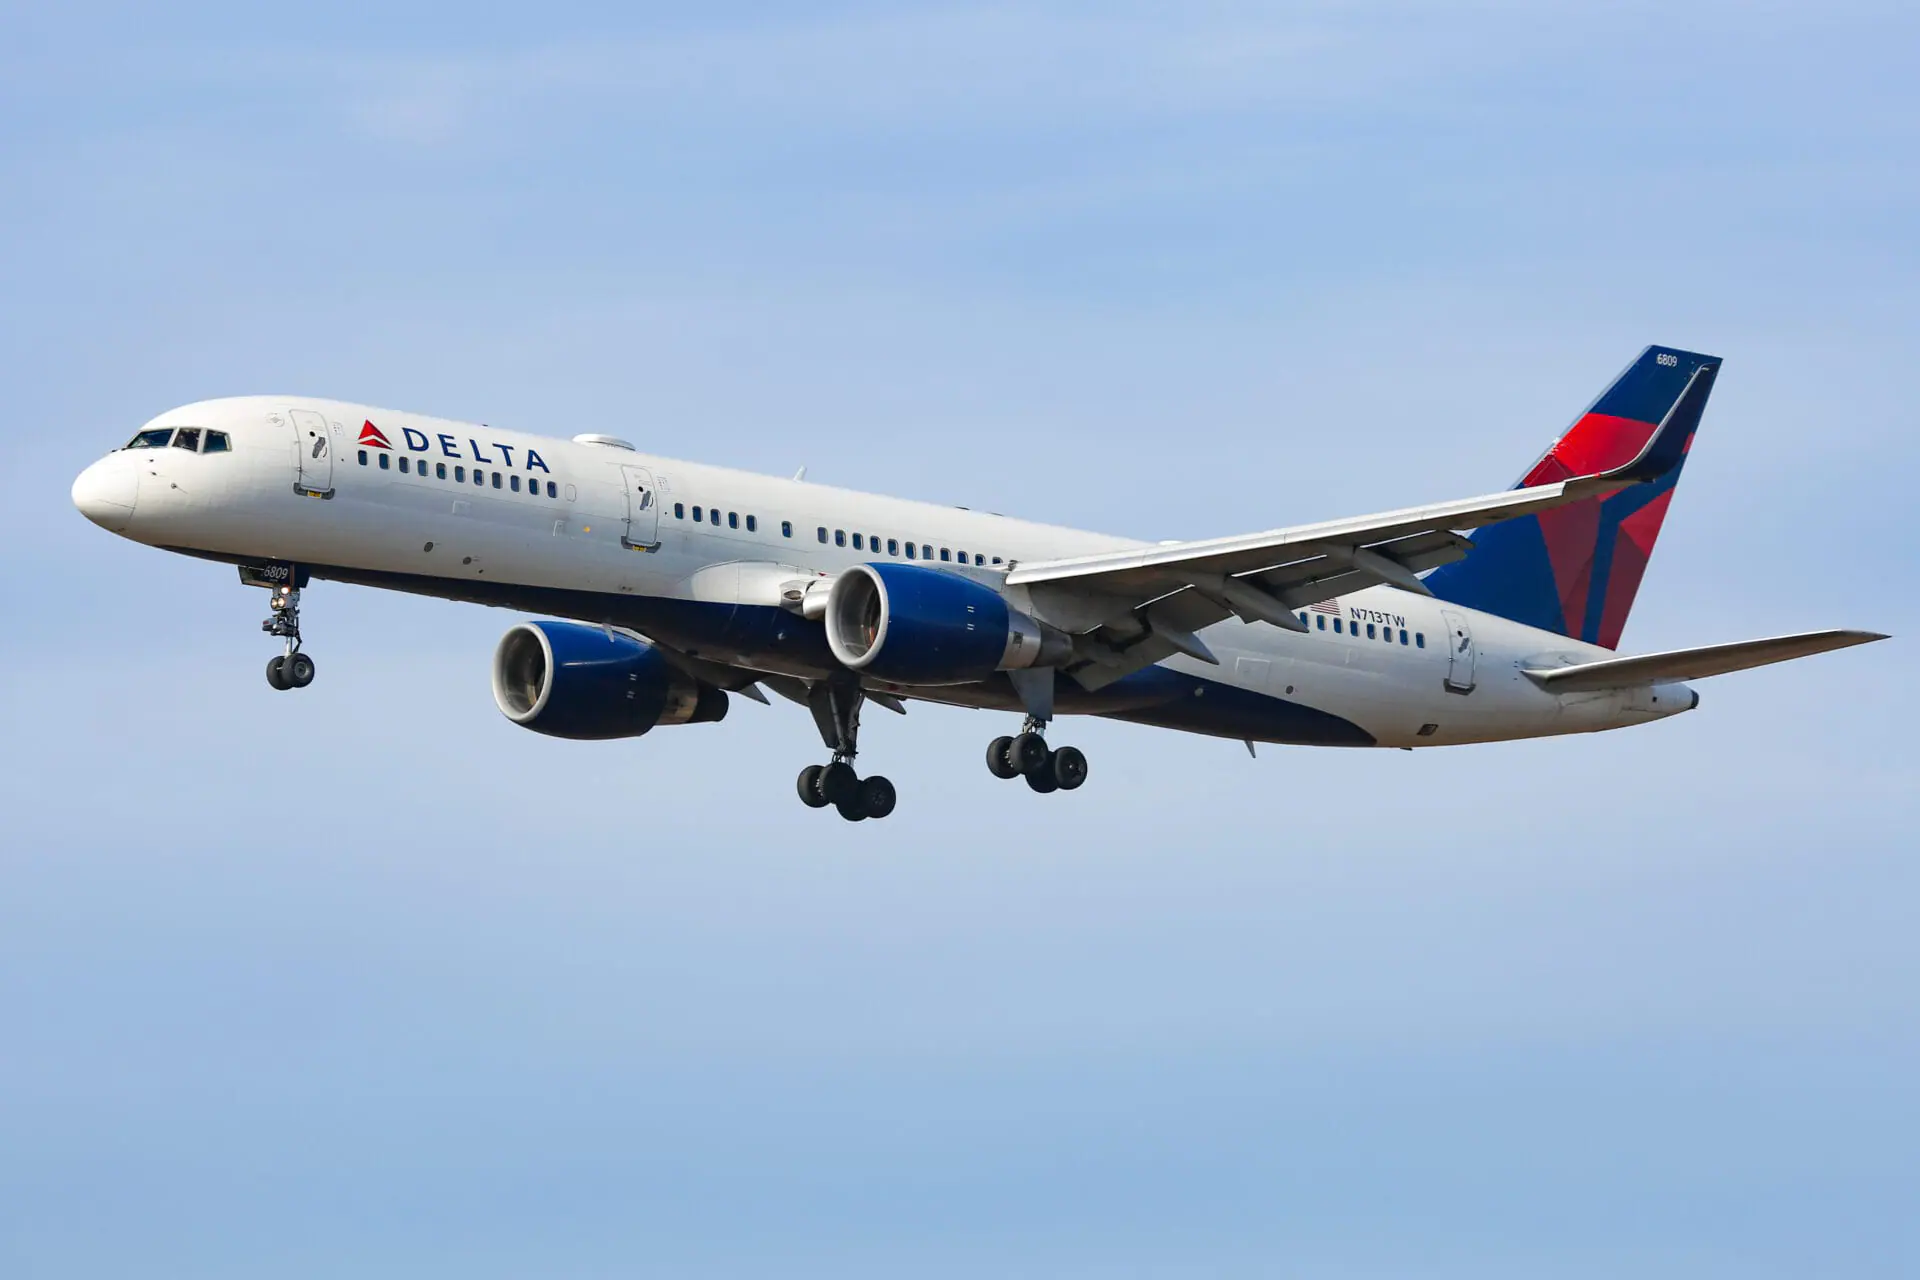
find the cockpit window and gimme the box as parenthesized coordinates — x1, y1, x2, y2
(203, 431, 231, 453)
(172, 427, 202, 451)
(125, 428, 173, 450)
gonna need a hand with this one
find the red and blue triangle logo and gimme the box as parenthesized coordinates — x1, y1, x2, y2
(358, 420, 391, 449)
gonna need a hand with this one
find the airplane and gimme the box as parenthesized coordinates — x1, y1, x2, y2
(70, 345, 1885, 821)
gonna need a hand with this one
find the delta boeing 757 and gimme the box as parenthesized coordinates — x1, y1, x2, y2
(71, 346, 1884, 820)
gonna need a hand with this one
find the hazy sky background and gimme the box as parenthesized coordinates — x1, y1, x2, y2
(3, 3, 1915, 1276)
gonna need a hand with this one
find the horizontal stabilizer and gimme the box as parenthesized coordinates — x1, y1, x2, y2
(1524, 629, 1887, 692)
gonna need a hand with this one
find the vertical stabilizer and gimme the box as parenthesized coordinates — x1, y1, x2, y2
(1424, 346, 1719, 649)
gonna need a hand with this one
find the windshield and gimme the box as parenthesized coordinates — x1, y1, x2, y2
(125, 427, 173, 449)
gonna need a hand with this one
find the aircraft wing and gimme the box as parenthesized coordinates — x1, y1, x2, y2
(1522, 630, 1888, 692)
(1007, 364, 1713, 690)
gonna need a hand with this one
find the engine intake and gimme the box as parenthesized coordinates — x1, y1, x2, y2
(492, 621, 728, 739)
(824, 563, 1068, 685)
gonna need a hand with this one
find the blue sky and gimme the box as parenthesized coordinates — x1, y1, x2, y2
(2, 4, 1915, 1276)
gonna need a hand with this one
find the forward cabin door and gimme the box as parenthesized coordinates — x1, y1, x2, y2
(288, 408, 334, 497)
(1440, 608, 1477, 693)
(621, 465, 660, 550)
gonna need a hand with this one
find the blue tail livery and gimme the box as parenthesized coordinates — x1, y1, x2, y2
(1424, 345, 1720, 649)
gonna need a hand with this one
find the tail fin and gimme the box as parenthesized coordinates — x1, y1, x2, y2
(1424, 345, 1720, 649)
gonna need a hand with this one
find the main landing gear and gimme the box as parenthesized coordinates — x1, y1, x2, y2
(795, 674, 897, 822)
(986, 718, 1088, 794)
(261, 582, 316, 691)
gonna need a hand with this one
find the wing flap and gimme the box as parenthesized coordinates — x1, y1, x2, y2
(1523, 630, 1887, 692)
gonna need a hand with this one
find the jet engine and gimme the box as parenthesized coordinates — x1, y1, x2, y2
(492, 621, 728, 739)
(824, 562, 1069, 685)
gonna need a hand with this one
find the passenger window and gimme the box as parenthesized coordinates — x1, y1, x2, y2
(126, 428, 173, 449)
(710, 508, 720, 525)
(674, 503, 685, 519)
(511, 475, 522, 492)
(1333, 618, 1342, 634)
(455, 465, 465, 482)
(835, 530, 846, 547)
(816, 526, 827, 543)
(172, 428, 201, 451)
(728, 511, 739, 529)
(491, 472, 502, 489)
(887, 538, 899, 556)
(975, 554, 986, 566)
(905, 543, 916, 559)
(547, 482, 557, 498)
(202, 431, 230, 454)
(358, 449, 368, 466)
(1366, 623, 1375, 639)
(1416, 633, 1426, 648)
(781, 520, 792, 538)
(1399, 629, 1409, 645)
(436, 462, 447, 480)
(692, 505, 702, 522)
(399, 456, 410, 473)
(474, 469, 483, 485)
(378, 453, 390, 470)
(746, 515, 757, 532)
(922, 544, 932, 559)
(852, 534, 864, 550)
(1316, 615, 1325, 630)
(940, 548, 951, 561)
(991, 556, 1002, 566)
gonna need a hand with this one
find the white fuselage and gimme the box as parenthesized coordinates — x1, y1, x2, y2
(73, 396, 1696, 748)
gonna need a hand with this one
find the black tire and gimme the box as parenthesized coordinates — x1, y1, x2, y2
(1025, 763, 1059, 794)
(819, 761, 859, 806)
(835, 797, 869, 822)
(1009, 732, 1050, 776)
(285, 652, 316, 688)
(797, 764, 830, 808)
(1052, 745, 1088, 791)
(265, 656, 290, 690)
(858, 774, 897, 819)
(986, 736, 1021, 779)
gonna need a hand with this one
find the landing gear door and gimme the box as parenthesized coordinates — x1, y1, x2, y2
(621, 465, 659, 550)
(1440, 608, 1476, 693)
(288, 409, 334, 497)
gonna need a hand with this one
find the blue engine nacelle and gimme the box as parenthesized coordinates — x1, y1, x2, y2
(491, 621, 729, 740)
(823, 562, 1069, 686)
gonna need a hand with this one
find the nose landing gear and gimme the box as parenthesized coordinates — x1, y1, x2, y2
(261, 582, 315, 690)
(987, 718, 1088, 794)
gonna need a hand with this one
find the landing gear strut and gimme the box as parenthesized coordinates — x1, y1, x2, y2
(261, 582, 315, 691)
(987, 716, 1088, 793)
(795, 674, 897, 821)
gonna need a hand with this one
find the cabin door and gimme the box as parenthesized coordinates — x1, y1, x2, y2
(621, 465, 660, 550)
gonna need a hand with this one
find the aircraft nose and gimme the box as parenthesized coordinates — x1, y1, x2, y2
(72, 454, 139, 532)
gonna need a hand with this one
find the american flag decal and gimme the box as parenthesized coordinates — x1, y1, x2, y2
(1309, 600, 1342, 615)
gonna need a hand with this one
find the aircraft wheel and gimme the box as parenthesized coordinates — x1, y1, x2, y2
(286, 652, 316, 688)
(797, 764, 830, 808)
(819, 761, 859, 806)
(1052, 746, 1088, 791)
(1009, 732, 1050, 777)
(1025, 760, 1060, 794)
(835, 796, 869, 822)
(858, 775, 897, 820)
(265, 656, 290, 690)
(986, 736, 1021, 779)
